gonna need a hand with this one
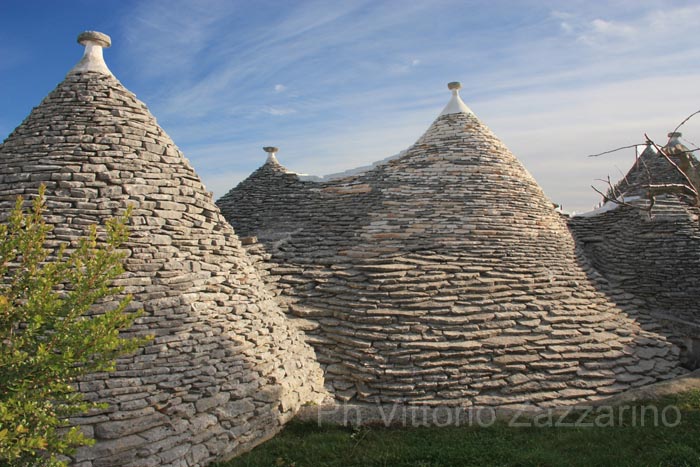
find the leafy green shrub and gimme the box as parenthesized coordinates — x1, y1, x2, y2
(0, 187, 149, 466)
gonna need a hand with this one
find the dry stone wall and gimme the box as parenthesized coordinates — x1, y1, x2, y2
(0, 70, 327, 467)
(570, 198, 700, 367)
(218, 110, 686, 409)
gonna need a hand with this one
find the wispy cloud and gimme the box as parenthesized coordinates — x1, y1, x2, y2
(388, 57, 423, 74)
(576, 18, 637, 46)
(552, 3, 700, 54)
(263, 107, 296, 116)
(110, 0, 700, 213)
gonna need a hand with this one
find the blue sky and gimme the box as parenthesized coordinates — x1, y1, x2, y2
(1, 0, 699, 212)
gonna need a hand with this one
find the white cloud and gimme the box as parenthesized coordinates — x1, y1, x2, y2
(263, 107, 296, 116)
(389, 58, 423, 74)
(552, 3, 700, 52)
(274, 84, 286, 93)
(577, 18, 637, 46)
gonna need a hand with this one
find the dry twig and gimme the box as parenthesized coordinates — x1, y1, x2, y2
(586, 144, 641, 158)
(670, 109, 700, 138)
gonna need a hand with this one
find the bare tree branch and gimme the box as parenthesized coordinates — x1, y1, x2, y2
(681, 135, 700, 151)
(585, 111, 700, 215)
(670, 109, 700, 138)
(586, 144, 641, 158)
(591, 184, 649, 211)
(640, 154, 652, 184)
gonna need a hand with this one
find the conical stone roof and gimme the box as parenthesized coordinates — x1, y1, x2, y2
(0, 32, 326, 466)
(219, 147, 319, 240)
(609, 136, 700, 200)
(219, 83, 685, 407)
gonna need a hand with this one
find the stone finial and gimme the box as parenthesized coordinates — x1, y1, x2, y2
(78, 31, 111, 47)
(70, 30, 113, 76)
(439, 81, 472, 116)
(263, 146, 279, 164)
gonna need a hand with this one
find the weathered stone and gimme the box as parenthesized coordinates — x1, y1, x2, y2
(194, 392, 231, 413)
(494, 354, 540, 365)
(94, 413, 168, 439)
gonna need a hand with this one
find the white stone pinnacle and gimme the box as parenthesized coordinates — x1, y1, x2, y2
(439, 81, 473, 116)
(69, 31, 113, 76)
(263, 146, 279, 164)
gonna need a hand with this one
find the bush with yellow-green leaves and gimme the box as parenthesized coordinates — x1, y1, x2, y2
(0, 186, 149, 467)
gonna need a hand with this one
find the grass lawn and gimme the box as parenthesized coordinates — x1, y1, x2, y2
(215, 390, 700, 467)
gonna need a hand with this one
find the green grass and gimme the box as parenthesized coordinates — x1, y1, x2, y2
(214, 390, 700, 467)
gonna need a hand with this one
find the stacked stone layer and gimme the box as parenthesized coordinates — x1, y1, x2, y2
(0, 72, 326, 467)
(219, 111, 686, 408)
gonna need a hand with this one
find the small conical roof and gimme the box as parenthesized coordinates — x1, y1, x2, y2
(0, 32, 325, 466)
(219, 83, 684, 407)
(609, 135, 699, 200)
(218, 146, 313, 238)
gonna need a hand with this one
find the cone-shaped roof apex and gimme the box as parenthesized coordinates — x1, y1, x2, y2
(639, 141, 658, 157)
